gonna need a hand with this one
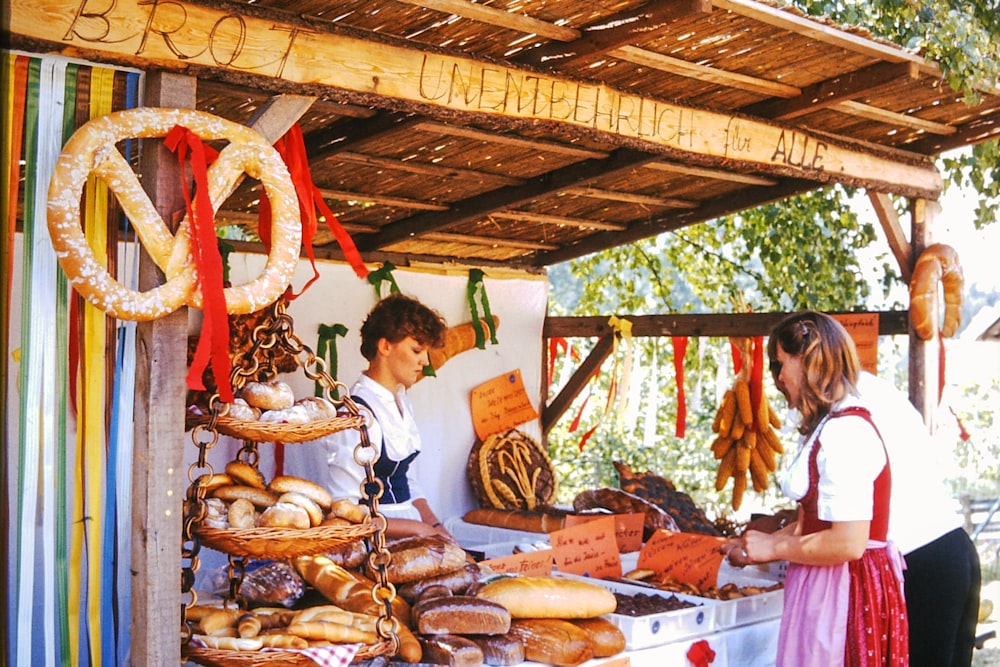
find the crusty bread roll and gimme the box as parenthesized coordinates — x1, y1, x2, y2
(239, 380, 295, 411)
(259, 502, 311, 529)
(237, 612, 262, 638)
(223, 398, 261, 421)
(296, 396, 340, 421)
(197, 473, 234, 494)
(474, 576, 616, 619)
(278, 492, 324, 527)
(258, 404, 310, 424)
(330, 497, 370, 524)
(211, 485, 278, 510)
(224, 461, 266, 490)
(258, 634, 308, 649)
(202, 497, 230, 529)
(286, 621, 378, 644)
(227, 498, 257, 530)
(192, 634, 263, 651)
(268, 475, 333, 511)
(414, 595, 511, 636)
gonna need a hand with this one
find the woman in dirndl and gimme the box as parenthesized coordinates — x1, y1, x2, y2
(728, 310, 908, 666)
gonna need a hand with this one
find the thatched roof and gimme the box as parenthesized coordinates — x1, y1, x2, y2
(10, 0, 1000, 270)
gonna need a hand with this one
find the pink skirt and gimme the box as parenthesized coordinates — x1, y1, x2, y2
(777, 542, 908, 667)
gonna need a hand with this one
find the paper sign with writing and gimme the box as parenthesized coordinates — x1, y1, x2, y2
(636, 530, 728, 591)
(831, 312, 879, 374)
(471, 369, 540, 440)
(550, 515, 622, 579)
(563, 513, 645, 554)
(481, 550, 554, 577)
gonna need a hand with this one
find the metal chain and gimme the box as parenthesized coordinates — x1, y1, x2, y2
(181, 297, 401, 655)
(181, 422, 220, 640)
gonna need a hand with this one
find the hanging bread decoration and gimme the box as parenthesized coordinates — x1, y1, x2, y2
(47, 107, 301, 321)
(424, 315, 500, 373)
(468, 429, 556, 510)
(709, 338, 784, 510)
(909, 243, 964, 340)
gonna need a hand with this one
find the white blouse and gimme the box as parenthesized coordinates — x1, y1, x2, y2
(779, 394, 887, 523)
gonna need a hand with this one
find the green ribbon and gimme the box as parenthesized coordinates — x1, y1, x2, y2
(466, 268, 498, 349)
(367, 261, 400, 300)
(315, 323, 348, 396)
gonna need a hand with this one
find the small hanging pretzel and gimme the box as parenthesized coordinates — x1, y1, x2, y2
(908, 243, 964, 340)
(47, 107, 302, 321)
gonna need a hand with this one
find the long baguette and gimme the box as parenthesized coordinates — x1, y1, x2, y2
(474, 576, 616, 619)
(192, 634, 263, 651)
(508, 619, 593, 667)
(286, 621, 379, 644)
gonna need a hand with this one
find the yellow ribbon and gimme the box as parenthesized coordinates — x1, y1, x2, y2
(607, 316, 634, 425)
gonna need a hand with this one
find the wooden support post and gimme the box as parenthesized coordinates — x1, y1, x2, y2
(130, 71, 195, 666)
(907, 197, 940, 429)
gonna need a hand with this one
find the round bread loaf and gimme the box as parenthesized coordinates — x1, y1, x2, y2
(260, 502, 311, 529)
(268, 475, 333, 510)
(228, 497, 258, 529)
(278, 492, 323, 527)
(240, 380, 295, 411)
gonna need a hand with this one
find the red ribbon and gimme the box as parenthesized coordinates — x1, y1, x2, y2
(672, 336, 688, 438)
(686, 639, 717, 666)
(730, 338, 744, 375)
(164, 125, 234, 403)
(548, 337, 568, 385)
(749, 335, 764, 429)
(259, 123, 369, 288)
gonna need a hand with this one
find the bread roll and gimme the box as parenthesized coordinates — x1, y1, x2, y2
(192, 634, 263, 651)
(197, 473, 234, 494)
(474, 576, 616, 619)
(286, 621, 378, 644)
(414, 595, 511, 636)
(398, 562, 483, 603)
(508, 619, 593, 667)
(237, 613, 261, 638)
(202, 497, 230, 529)
(228, 498, 257, 529)
(239, 380, 295, 410)
(278, 492, 323, 526)
(260, 502, 311, 529)
(293, 555, 412, 625)
(330, 497, 370, 524)
(296, 396, 340, 421)
(258, 404, 310, 424)
(212, 484, 277, 510)
(258, 634, 308, 649)
(268, 475, 333, 511)
(223, 398, 261, 421)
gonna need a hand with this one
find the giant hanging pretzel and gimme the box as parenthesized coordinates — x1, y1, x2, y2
(908, 243, 964, 340)
(47, 108, 302, 321)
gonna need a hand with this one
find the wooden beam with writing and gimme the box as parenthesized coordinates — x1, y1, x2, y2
(9, 0, 943, 199)
(516, 0, 712, 68)
(357, 149, 661, 251)
(867, 191, 912, 283)
(742, 61, 919, 121)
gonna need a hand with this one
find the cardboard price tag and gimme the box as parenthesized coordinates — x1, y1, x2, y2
(832, 312, 879, 374)
(636, 530, 728, 591)
(470, 370, 539, 440)
(481, 550, 554, 577)
(550, 515, 622, 579)
(563, 513, 645, 553)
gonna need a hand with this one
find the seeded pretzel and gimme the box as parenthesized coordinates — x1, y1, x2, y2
(47, 107, 301, 321)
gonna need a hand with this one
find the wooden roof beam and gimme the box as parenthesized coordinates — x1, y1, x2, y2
(334, 151, 525, 186)
(712, 0, 936, 74)
(315, 188, 450, 211)
(302, 112, 417, 161)
(532, 177, 818, 266)
(395, 0, 579, 41)
(742, 61, 920, 121)
(516, 0, 712, 68)
(904, 108, 1000, 154)
(419, 232, 559, 251)
(831, 100, 955, 135)
(410, 121, 609, 159)
(356, 148, 662, 251)
(609, 46, 800, 99)
(867, 191, 913, 283)
(491, 210, 627, 231)
(560, 186, 698, 209)
(643, 161, 778, 186)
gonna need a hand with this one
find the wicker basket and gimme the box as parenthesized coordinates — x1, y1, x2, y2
(183, 639, 392, 666)
(195, 523, 377, 560)
(467, 429, 557, 511)
(191, 414, 367, 444)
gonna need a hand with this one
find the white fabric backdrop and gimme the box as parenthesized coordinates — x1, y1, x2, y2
(226, 253, 549, 524)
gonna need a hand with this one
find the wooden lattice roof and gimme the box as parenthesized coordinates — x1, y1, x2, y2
(9, 0, 1000, 270)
